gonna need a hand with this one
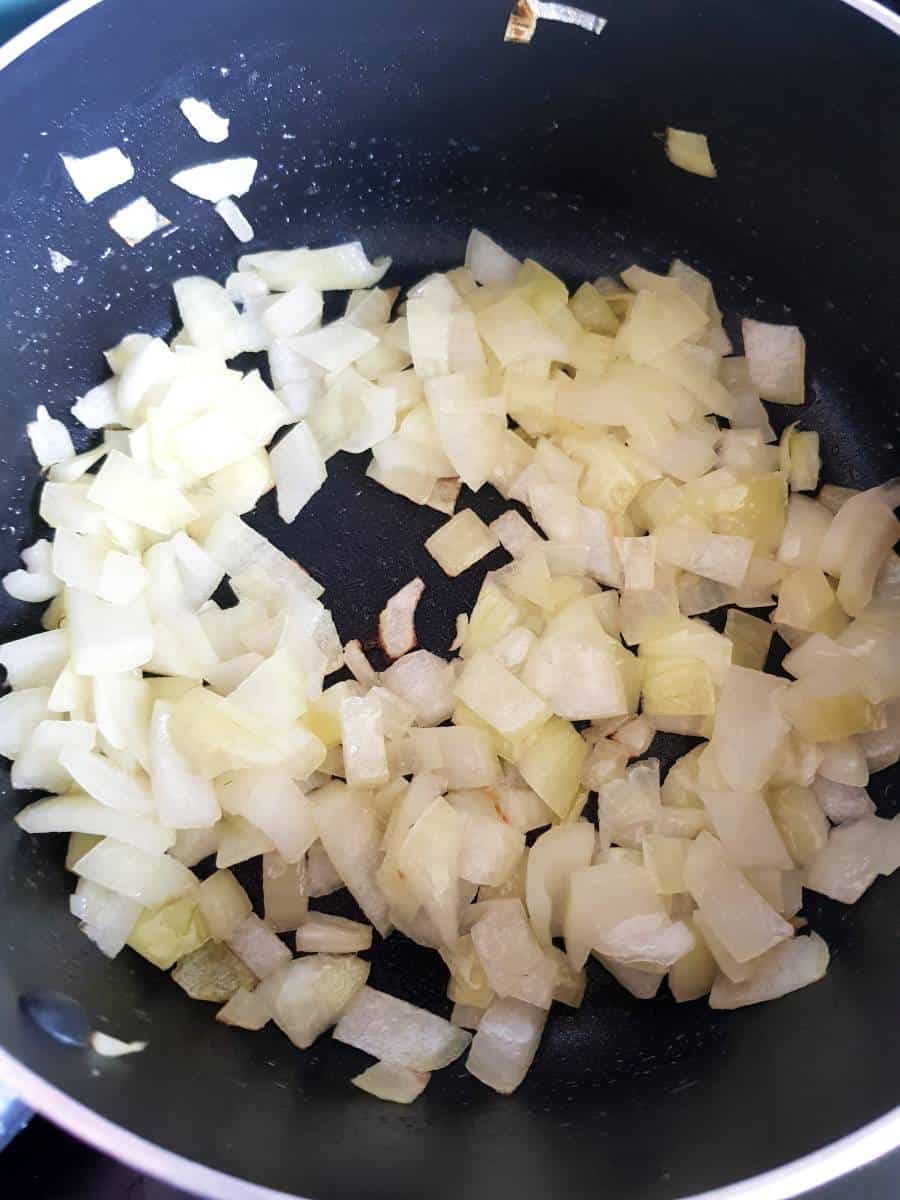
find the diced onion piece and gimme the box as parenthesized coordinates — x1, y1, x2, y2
(805, 815, 900, 904)
(699, 789, 793, 869)
(455, 651, 550, 739)
(683, 833, 793, 963)
(741, 318, 805, 405)
(108, 197, 170, 246)
(198, 869, 252, 941)
(170, 157, 257, 202)
(665, 129, 716, 179)
(216, 986, 271, 1030)
(215, 198, 254, 243)
(710, 667, 789, 791)
(296, 912, 373, 954)
(27, 405, 75, 466)
(172, 941, 257, 1003)
(526, 822, 594, 945)
(470, 900, 556, 1008)
(313, 782, 391, 935)
(74, 838, 196, 907)
(263, 853, 309, 932)
(466, 996, 547, 1094)
(227, 913, 292, 978)
(565, 860, 693, 970)
(515, 717, 587, 819)
(616, 536, 655, 591)
(179, 97, 230, 142)
(255, 954, 369, 1046)
(343, 640, 377, 688)
(396, 797, 461, 945)
(425, 510, 499, 577)
(70, 879, 142, 958)
(90, 1031, 147, 1057)
(352, 1061, 430, 1104)
(341, 693, 389, 788)
(709, 933, 829, 1009)
(669, 916, 718, 1002)
(379, 578, 425, 659)
(656, 526, 753, 587)
(89, 451, 195, 536)
(270, 422, 327, 523)
(333, 985, 471, 1070)
(381, 651, 456, 726)
(724, 609, 773, 671)
(61, 147, 134, 203)
(17, 794, 172, 856)
(464, 229, 520, 285)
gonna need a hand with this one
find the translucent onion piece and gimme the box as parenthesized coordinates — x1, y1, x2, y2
(709, 933, 829, 1009)
(465, 997, 547, 1094)
(352, 1061, 430, 1104)
(333, 985, 471, 1070)
(526, 822, 595, 945)
(741, 318, 806, 405)
(296, 912, 373, 954)
(257, 954, 369, 1048)
(683, 833, 793, 963)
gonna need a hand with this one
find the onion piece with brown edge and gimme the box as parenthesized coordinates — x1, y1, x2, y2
(378, 578, 425, 659)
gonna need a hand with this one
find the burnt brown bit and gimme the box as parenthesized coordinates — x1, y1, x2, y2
(504, 0, 537, 43)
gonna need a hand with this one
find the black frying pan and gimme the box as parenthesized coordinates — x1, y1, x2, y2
(0, 1, 898, 1197)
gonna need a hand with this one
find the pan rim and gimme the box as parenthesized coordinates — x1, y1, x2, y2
(0, 0, 899, 1198)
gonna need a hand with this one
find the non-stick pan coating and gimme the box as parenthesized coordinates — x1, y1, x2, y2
(0, 2, 898, 1198)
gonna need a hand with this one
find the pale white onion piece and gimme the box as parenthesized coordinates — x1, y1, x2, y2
(296, 912, 373, 954)
(16, 794, 173, 855)
(313, 782, 391, 935)
(465, 996, 547, 1094)
(805, 815, 900, 904)
(27, 405, 75, 467)
(464, 229, 520, 285)
(179, 97, 230, 143)
(216, 986, 271, 1030)
(198, 868, 252, 941)
(381, 650, 455, 726)
(741, 318, 805, 405)
(73, 838, 196, 907)
(683, 832, 793, 963)
(270, 422, 327, 523)
(352, 1061, 430, 1104)
(170, 157, 257, 202)
(333, 985, 471, 1070)
(709, 933, 829, 1009)
(108, 197, 170, 246)
(526, 822, 595, 945)
(227, 913, 292, 978)
(813, 777, 875, 824)
(12, 719, 96, 793)
(61, 147, 134, 203)
(215, 198, 254, 243)
(257, 954, 369, 1048)
(90, 1031, 147, 1057)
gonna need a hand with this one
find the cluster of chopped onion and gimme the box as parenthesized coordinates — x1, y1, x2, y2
(3, 229, 899, 1103)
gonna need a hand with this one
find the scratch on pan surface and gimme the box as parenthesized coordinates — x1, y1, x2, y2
(505, 0, 607, 43)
